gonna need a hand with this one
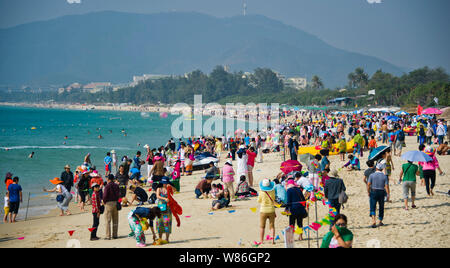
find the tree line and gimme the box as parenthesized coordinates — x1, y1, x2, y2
(0, 66, 448, 107)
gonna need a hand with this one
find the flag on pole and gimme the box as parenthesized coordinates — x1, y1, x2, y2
(434, 97, 439, 105)
(368, 89, 376, 95)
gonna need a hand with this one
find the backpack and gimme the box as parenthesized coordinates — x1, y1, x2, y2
(337, 179, 348, 208)
(397, 130, 405, 141)
(419, 128, 425, 136)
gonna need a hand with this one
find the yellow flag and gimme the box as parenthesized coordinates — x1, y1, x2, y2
(250, 207, 257, 213)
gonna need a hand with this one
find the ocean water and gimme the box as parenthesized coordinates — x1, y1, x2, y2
(0, 106, 254, 220)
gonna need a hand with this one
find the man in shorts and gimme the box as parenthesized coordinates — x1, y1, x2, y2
(398, 161, 420, 210)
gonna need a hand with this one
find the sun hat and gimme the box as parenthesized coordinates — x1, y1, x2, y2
(226, 159, 232, 165)
(424, 146, 435, 156)
(376, 162, 386, 170)
(259, 179, 275, 191)
(64, 164, 71, 169)
(50, 177, 64, 185)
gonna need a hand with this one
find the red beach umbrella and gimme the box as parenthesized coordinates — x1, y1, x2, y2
(280, 160, 302, 175)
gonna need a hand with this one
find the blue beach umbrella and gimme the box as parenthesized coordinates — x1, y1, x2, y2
(401, 151, 432, 162)
(368, 146, 389, 161)
(386, 116, 400, 122)
(395, 111, 409, 116)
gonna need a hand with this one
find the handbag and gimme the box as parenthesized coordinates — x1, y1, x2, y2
(157, 201, 167, 212)
(56, 194, 64, 203)
(116, 201, 122, 211)
(338, 180, 348, 207)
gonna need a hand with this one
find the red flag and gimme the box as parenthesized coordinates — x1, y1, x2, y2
(68, 230, 75, 236)
(88, 228, 96, 232)
(417, 105, 423, 115)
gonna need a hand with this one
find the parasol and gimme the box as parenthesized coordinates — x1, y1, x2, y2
(280, 160, 302, 175)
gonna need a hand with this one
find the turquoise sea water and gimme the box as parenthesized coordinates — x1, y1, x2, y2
(0, 106, 253, 219)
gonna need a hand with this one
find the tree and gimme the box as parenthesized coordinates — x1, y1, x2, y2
(311, 75, 324, 90)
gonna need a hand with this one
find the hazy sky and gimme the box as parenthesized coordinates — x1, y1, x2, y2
(0, 0, 449, 71)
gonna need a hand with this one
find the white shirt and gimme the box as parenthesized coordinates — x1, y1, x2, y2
(4, 196, 9, 208)
(296, 176, 313, 190)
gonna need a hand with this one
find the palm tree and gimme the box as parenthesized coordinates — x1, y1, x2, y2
(311, 75, 324, 90)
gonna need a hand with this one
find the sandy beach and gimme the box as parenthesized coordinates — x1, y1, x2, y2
(0, 134, 449, 248)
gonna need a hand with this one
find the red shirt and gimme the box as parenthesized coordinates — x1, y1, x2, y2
(5, 179, 13, 191)
(91, 191, 100, 213)
(246, 150, 257, 167)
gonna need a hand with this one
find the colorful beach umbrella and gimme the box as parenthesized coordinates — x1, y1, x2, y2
(422, 108, 442, 115)
(401, 151, 432, 162)
(368, 146, 389, 161)
(280, 160, 302, 175)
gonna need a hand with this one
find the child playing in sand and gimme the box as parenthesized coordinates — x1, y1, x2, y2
(212, 188, 231, 210)
(342, 154, 360, 171)
(338, 138, 347, 161)
(209, 183, 222, 199)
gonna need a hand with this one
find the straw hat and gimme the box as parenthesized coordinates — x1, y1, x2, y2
(64, 164, 71, 169)
(50, 177, 64, 185)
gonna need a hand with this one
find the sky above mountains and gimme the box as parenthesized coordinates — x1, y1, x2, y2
(0, 0, 448, 72)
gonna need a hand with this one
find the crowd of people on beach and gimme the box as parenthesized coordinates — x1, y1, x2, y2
(3, 107, 449, 248)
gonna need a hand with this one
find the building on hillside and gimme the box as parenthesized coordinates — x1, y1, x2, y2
(284, 77, 307, 90)
(83, 82, 112, 93)
(131, 74, 171, 87)
(328, 97, 352, 106)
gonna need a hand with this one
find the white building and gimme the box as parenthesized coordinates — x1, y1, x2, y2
(131, 74, 171, 87)
(284, 77, 307, 90)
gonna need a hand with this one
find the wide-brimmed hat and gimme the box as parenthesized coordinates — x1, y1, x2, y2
(225, 159, 232, 165)
(50, 177, 63, 185)
(64, 164, 71, 169)
(259, 179, 275, 191)
(424, 146, 435, 156)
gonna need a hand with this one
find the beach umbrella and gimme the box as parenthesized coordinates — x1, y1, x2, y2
(386, 116, 400, 122)
(395, 111, 409, 116)
(401, 151, 432, 162)
(422, 108, 442, 115)
(280, 160, 302, 175)
(299, 153, 315, 164)
(368, 146, 389, 161)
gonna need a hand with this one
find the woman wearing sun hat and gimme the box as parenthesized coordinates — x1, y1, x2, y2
(419, 146, 444, 196)
(257, 178, 276, 245)
(43, 177, 72, 216)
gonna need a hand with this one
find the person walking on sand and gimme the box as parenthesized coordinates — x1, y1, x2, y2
(156, 177, 174, 243)
(398, 160, 420, 210)
(102, 174, 120, 240)
(367, 162, 390, 228)
(257, 179, 276, 245)
(285, 180, 307, 241)
(90, 183, 102, 241)
(104, 152, 112, 177)
(221, 159, 236, 200)
(419, 146, 444, 197)
(7, 177, 22, 222)
(246, 147, 257, 187)
(44, 177, 72, 216)
(60, 165, 74, 193)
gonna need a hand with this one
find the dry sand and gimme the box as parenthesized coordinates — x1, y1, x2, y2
(0, 135, 449, 248)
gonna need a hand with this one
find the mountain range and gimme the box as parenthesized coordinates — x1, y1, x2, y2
(0, 11, 407, 88)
